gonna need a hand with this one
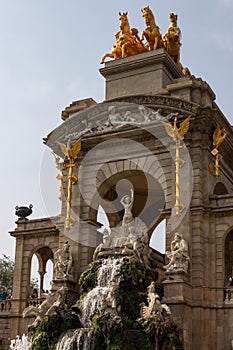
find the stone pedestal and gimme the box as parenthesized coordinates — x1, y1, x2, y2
(162, 273, 191, 303)
(52, 278, 79, 306)
(99, 48, 184, 101)
(164, 269, 189, 283)
(162, 272, 192, 349)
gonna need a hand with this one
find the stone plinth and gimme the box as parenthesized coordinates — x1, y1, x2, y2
(164, 269, 189, 283)
(52, 279, 79, 306)
(162, 274, 192, 304)
(162, 274, 192, 350)
(99, 48, 184, 101)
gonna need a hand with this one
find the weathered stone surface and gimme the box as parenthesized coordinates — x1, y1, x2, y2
(2, 48, 233, 350)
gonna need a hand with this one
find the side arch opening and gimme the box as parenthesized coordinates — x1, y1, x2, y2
(150, 219, 166, 254)
(29, 246, 54, 298)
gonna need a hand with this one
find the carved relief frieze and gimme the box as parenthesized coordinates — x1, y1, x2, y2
(109, 95, 199, 115)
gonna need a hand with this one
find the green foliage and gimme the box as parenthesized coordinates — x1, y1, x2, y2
(31, 312, 81, 349)
(32, 322, 49, 350)
(79, 260, 101, 292)
(92, 314, 101, 332)
(161, 322, 184, 350)
(0, 254, 14, 294)
(117, 258, 145, 327)
(75, 291, 87, 307)
(29, 255, 184, 350)
(120, 257, 145, 285)
(108, 330, 154, 350)
(108, 330, 122, 350)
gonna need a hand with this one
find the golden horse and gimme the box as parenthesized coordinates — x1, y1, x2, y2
(141, 6, 164, 50)
(163, 13, 182, 69)
(100, 12, 146, 63)
(100, 32, 122, 64)
(118, 12, 146, 58)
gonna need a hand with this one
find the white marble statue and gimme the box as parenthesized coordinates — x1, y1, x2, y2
(93, 229, 111, 261)
(164, 232, 189, 273)
(140, 281, 171, 321)
(23, 286, 67, 330)
(120, 189, 134, 235)
(54, 241, 73, 279)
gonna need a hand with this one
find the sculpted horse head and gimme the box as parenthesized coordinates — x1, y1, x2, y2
(101, 10, 147, 63)
(119, 12, 130, 34)
(163, 13, 182, 68)
(169, 13, 178, 27)
(141, 6, 156, 27)
(141, 6, 163, 50)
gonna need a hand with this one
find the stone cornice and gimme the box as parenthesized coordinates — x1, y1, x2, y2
(100, 48, 183, 79)
(107, 95, 199, 116)
(9, 216, 61, 236)
(10, 227, 60, 238)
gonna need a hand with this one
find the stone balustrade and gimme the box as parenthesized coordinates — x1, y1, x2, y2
(0, 299, 12, 312)
(0, 297, 47, 313)
(27, 297, 46, 307)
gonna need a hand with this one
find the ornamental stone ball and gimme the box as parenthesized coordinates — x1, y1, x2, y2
(15, 204, 33, 220)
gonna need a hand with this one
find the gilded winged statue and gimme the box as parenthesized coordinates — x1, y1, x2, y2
(163, 116, 191, 216)
(211, 127, 227, 156)
(57, 138, 82, 164)
(57, 138, 82, 229)
(163, 116, 191, 141)
(209, 126, 227, 178)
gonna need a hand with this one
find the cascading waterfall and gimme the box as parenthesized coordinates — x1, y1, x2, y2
(97, 257, 124, 287)
(9, 334, 31, 350)
(55, 329, 94, 350)
(55, 257, 125, 349)
(80, 257, 124, 327)
(79, 285, 109, 327)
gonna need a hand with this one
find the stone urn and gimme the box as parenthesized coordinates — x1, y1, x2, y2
(15, 204, 33, 220)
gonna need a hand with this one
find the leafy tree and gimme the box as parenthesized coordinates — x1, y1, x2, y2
(0, 254, 14, 294)
(30, 278, 39, 295)
(0, 255, 39, 297)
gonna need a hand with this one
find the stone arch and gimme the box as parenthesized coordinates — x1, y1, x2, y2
(213, 182, 228, 195)
(88, 157, 167, 239)
(10, 218, 59, 317)
(28, 246, 54, 297)
(95, 157, 169, 204)
(150, 218, 166, 253)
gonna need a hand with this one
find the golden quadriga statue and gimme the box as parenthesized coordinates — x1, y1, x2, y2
(100, 11, 147, 64)
(101, 7, 190, 76)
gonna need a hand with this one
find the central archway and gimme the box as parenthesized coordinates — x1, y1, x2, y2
(93, 168, 165, 238)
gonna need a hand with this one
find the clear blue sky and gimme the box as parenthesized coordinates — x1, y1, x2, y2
(0, 0, 232, 259)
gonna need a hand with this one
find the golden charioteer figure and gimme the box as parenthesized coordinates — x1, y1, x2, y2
(100, 6, 190, 76)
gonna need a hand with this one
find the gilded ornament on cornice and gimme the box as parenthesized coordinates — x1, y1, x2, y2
(209, 127, 227, 178)
(163, 116, 191, 216)
(100, 7, 190, 76)
(57, 137, 82, 230)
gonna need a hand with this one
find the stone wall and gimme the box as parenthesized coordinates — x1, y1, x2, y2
(0, 313, 10, 350)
